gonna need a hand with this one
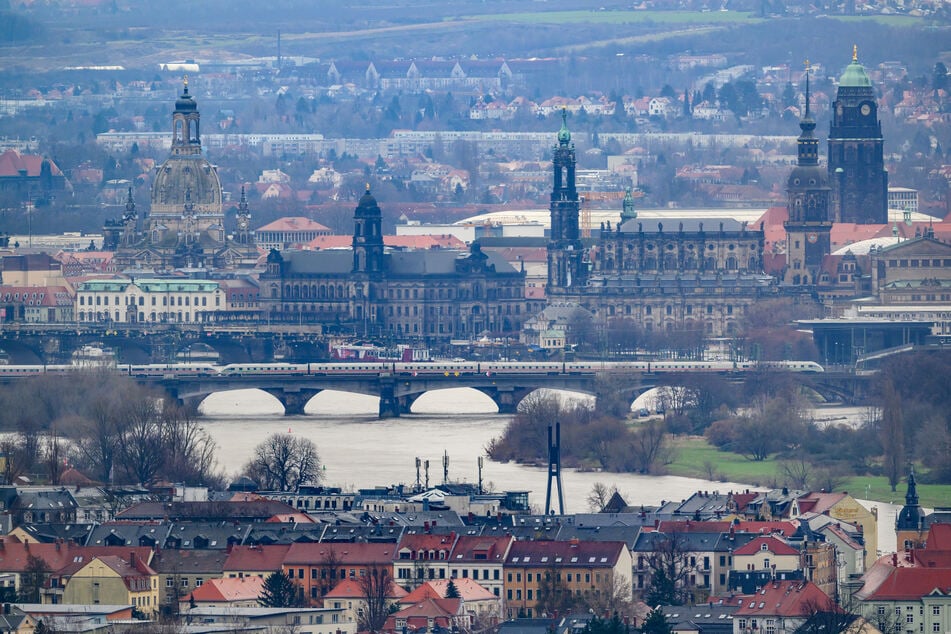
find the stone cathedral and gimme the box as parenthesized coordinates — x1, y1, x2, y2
(545, 112, 771, 337)
(103, 79, 258, 271)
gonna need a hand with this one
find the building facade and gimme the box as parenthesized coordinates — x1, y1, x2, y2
(545, 117, 771, 337)
(784, 66, 833, 287)
(259, 188, 527, 342)
(828, 48, 888, 225)
(75, 278, 223, 324)
(102, 80, 258, 272)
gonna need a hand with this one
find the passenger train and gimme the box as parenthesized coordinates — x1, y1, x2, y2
(0, 359, 824, 378)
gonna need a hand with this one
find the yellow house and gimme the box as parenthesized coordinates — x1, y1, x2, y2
(62, 554, 159, 616)
(792, 491, 877, 569)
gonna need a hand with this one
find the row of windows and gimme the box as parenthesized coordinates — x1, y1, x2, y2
(78, 311, 206, 323)
(888, 259, 951, 268)
(79, 295, 218, 307)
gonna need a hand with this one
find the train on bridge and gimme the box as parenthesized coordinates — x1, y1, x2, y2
(0, 359, 824, 378)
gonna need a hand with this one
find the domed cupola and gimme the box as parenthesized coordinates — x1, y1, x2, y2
(838, 46, 872, 88)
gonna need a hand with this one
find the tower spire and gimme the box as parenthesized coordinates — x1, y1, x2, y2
(804, 59, 812, 120)
(852, 44, 858, 62)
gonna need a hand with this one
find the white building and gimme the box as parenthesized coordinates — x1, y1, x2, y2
(75, 278, 223, 324)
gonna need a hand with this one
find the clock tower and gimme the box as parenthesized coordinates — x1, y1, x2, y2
(547, 109, 587, 295)
(828, 46, 888, 224)
(785, 62, 832, 287)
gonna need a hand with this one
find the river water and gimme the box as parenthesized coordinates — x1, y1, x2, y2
(198, 387, 900, 552)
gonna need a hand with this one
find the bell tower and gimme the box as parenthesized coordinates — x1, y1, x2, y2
(171, 76, 202, 157)
(784, 61, 832, 287)
(352, 185, 385, 276)
(547, 109, 586, 294)
(828, 46, 888, 224)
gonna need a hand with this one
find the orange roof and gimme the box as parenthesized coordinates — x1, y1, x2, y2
(402, 579, 496, 604)
(733, 535, 800, 556)
(188, 575, 264, 603)
(323, 577, 407, 600)
(284, 542, 395, 566)
(0, 149, 62, 177)
(223, 544, 291, 573)
(256, 216, 331, 233)
(735, 581, 833, 617)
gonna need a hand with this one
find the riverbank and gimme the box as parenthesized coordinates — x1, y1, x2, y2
(666, 436, 951, 508)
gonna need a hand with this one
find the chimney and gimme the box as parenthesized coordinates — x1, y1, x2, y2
(130, 551, 137, 568)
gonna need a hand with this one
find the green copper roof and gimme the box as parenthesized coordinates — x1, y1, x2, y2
(839, 59, 872, 88)
(557, 108, 571, 144)
(621, 188, 637, 221)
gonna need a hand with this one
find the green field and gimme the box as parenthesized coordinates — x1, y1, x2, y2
(666, 436, 951, 508)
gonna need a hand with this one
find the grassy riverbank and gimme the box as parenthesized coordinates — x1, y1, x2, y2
(666, 436, 951, 508)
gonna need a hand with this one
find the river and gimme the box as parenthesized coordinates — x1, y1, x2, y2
(198, 387, 901, 552)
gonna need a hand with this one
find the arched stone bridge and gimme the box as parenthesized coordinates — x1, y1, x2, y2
(154, 368, 870, 419)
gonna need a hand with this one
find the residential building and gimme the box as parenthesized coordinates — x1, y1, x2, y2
(281, 542, 396, 603)
(223, 544, 291, 580)
(447, 535, 514, 599)
(321, 577, 407, 625)
(502, 539, 632, 619)
(732, 580, 835, 634)
(393, 533, 459, 589)
(182, 606, 356, 634)
(181, 575, 264, 609)
(60, 554, 159, 617)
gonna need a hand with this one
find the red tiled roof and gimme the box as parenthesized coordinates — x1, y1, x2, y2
(735, 581, 833, 617)
(402, 579, 496, 604)
(395, 533, 459, 557)
(927, 524, 951, 551)
(733, 536, 800, 556)
(0, 150, 63, 177)
(256, 217, 332, 233)
(449, 535, 513, 564)
(0, 540, 153, 575)
(223, 544, 291, 573)
(323, 577, 407, 600)
(858, 564, 951, 601)
(795, 492, 847, 515)
(284, 542, 395, 566)
(188, 575, 264, 603)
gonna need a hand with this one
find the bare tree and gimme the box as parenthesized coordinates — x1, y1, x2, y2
(587, 482, 618, 512)
(642, 532, 697, 606)
(117, 397, 165, 486)
(243, 433, 322, 492)
(160, 405, 220, 485)
(879, 378, 905, 492)
(583, 573, 633, 619)
(359, 565, 395, 633)
(779, 455, 811, 490)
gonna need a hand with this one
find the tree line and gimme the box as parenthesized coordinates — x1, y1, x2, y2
(0, 370, 324, 491)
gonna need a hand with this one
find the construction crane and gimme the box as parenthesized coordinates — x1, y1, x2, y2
(578, 190, 632, 238)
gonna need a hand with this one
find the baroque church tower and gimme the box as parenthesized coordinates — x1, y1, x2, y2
(352, 185, 385, 275)
(828, 46, 888, 224)
(547, 110, 587, 295)
(104, 78, 257, 272)
(784, 62, 832, 287)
